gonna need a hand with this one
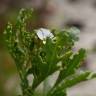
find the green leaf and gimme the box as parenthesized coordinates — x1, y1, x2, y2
(49, 72, 96, 96)
(56, 48, 86, 85)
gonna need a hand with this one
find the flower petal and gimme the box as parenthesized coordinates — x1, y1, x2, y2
(36, 28, 54, 40)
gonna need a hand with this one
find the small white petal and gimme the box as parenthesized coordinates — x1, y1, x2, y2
(36, 28, 54, 40)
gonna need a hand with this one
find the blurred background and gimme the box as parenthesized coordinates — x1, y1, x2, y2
(0, 0, 96, 96)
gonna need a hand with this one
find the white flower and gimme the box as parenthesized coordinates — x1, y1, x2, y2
(36, 28, 54, 40)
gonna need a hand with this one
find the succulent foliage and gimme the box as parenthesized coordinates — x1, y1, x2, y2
(4, 9, 96, 96)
